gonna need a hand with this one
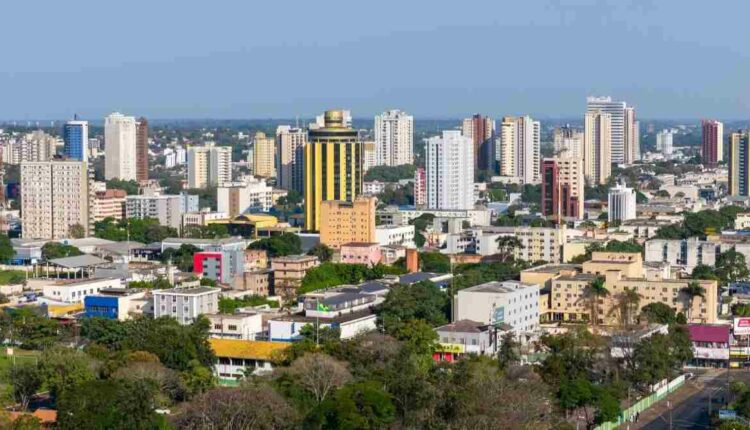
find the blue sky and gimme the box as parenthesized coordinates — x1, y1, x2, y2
(2, 0, 748, 120)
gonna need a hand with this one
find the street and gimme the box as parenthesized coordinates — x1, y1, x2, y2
(633, 369, 740, 430)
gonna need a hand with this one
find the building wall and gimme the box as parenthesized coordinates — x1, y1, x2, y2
(135, 117, 149, 182)
(702, 120, 723, 167)
(276, 126, 307, 193)
(104, 112, 137, 181)
(319, 197, 376, 249)
(374, 109, 413, 166)
(426, 131, 474, 210)
(153, 289, 220, 325)
(187, 145, 232, 189)
(375, 225, 415, 247)
(253, 132, 275, 178)
(583, 111, 612, 185)
(340, 243, 381, 266)
(456, 282, 540, 334)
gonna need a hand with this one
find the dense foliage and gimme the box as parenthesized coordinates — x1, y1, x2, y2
(299, 263, 403, 294)
(41, 242, 83, 260)
(247, 233, 302, 257)
(655, 206, 750, 239)
(363, 165, 416, 182)
(95, 217, 178, 243)
(218, 295, 279, 313)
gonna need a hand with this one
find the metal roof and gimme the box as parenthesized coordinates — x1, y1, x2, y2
(47, 254, 108, 268)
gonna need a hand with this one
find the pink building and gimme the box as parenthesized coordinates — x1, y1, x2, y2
(340, 242, 382, 267)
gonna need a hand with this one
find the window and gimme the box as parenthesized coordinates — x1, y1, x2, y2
(228, 325, 238, 331)
(214, 324, 222, 330)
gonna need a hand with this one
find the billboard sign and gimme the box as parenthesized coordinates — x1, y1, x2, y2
(734, 317, 750, 336)
(493, 306, 505, 326)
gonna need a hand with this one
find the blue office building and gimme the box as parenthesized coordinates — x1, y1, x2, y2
(84, 295, 119, 319)
(63, 120, 89, 161)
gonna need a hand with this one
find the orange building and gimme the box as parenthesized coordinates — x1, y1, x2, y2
(319, 196, 376, 249)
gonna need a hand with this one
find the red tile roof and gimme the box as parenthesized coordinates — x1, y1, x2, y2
(688, 324, 730, 343)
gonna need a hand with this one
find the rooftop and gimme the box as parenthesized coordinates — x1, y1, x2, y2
(209, 339, 289, 360)
(341, 242, 380, 248)
(461, 281, 538, 294)
(272, 309, 375, 324)
(272, 255, 319, 262)
(162, 237, 246, 246)
(688, 324, 730, 343)
(398, 272, 446, 285)
(154, 286, 220, 296)
(524, 264, 581, 274)
(48, 254, 108, 268)
(435, 319, 489, 333)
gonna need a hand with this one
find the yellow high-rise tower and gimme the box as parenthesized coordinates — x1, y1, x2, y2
(304, 110, 363, 231)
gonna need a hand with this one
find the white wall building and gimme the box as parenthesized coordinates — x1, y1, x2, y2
(375, 225, 415, 247)
(553, 125, 583, 158)
(426, 131, 474, 210)
(656, 129, 675, 156)
(374, 109, 413, 166)
(153, 286, 221, 325)
(21, 160, 90, 239)
(217, 176, 274, 216)
(275, 126, 307, 193)
(586, 96, 635, 164)
(104, 112, 137, 181)
(207, 312, 263, 340)
(497, 116, 540, 184)
(456, 281, 540, 336)
(126, 194, 183, 229)
(43, 277, 122, 304)
(187, 143, 232, 189)
(608, 182, 637, 223)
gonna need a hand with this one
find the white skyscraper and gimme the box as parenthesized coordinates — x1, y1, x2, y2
(275, 125, 307, 193)
(374, 109, 413, 166)
(586, 96, 636, 164)
(584, 111, 612, 185)
(104, 112, 137, 181)
(21, 160, 90, 239)
(656, 129, 675, 155)
(426, 131, 474, 210)
(187, 143, 232, 189)
(497, 116, 540, 183)
(553, 125, 583, 158)
(608, 182, 636, 223)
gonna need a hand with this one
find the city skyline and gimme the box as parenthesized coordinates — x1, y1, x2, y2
(1, 0, 748, 120)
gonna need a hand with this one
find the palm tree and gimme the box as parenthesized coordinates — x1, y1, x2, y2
(579, 276, 609, 329)
(609, 287, 642, 327)
(680, 281, 706, 322)
(495, 236, 523, 262)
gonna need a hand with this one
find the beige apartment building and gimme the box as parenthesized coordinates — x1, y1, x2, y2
(319, 197, 377, 249)
(252, 131, 275, 178)
(583, 111, 612, 185)
(21, 160, 90, 239)
(555, 154, 585, 218)
(271, 255, 320, 295)
(521, 252, 718, 325)
(187, 143, 232, 189)
(92, 189, 127, 222)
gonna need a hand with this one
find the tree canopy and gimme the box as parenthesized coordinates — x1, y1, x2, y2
(247, 233, 302, 257)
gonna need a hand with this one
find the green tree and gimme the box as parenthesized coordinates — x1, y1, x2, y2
(640, 302, 676, 324)
(377, 281, 449, 335)
(610, 287, 642, 326)
(160, 244, 200, 272)
(105, 179, 139, 195)
(579, 276, 608, 327)
(691, 264, 720, 281)
(247, 233, 302, 257)
(41, 242, 83, 260)
(680, 281, 706, 321)
(56, 379, 160, 430)
(717, 248, 750, 284)
(68, 224, 86, 239)
(419, 252, 450, 273)
(307, 244, 333, 262)
(321, 381, 396, 430)
(495, 236, 522, 262)
(364, 165, 416, 182)
(497, 332, 520, 371)
(0, 234, 15, 262)
(38, 346, 96, 400)
(604, 240, 643, 254)
(7, 363, 42, 411)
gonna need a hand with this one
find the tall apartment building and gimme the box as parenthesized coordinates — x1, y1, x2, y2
(187, 143, 232, 189)
(217, 176, 274, 217)
(497, 116, 540, 183)
(374, 109, 413, 166)
(362, 141, 377, 172)
(585, 96, 635, 164)
(583, 110, 612, 185)
(135, 117, 149, 182)
(426, 130, 474, 210)
(63, 119, 89, 161)
(553, 125, 583, 158)
(414, 167, 426, 207)
(252, 131, 275, 178)
(319, 196, 377, 249)
(702, 120, 724, 167)
(656, 129, 675, 155)
(104, 112, 137, 181)
(541, 155, 584, 220)
(304, 110, 363, 232)
(462, 114, 495, 171)
(623, 107, 640, 163)
(729, 130, 750, 197)
(608, 182, 636, 223)
(2, 131, 57, 164)
(21, 160, 89, 239)
(126, 194, 183, 229)
(275, 126, 307, 193)
(92, 189, 127, 222)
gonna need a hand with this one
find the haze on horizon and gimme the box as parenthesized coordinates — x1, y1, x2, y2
(2, 0, 748, 121)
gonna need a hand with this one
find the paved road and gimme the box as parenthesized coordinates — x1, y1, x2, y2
(636, 370, 735, 430)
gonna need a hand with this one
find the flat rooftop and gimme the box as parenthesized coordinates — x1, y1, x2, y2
(154, 286, 220, 295)
(461, 281, 537, 294)
(523, 264, 581, 274)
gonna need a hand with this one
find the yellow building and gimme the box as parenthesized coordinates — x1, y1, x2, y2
(304, 110, 363, 232)
(521, 253, 719, 325)
(320, 196, 376, 249)
(252, 131, 276, 178)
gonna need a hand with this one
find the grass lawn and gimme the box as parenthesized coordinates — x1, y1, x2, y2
(0, 271, 26, 286)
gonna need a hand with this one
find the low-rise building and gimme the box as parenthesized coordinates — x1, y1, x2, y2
(377, 206, 492, 228)
(433, 320, 498, 362)
(153, 286, 220, 325)
(182, 210, 228, 228)
(210, 339, 289, 384)
(83, 288, 147, 320)
(688, 324, 730, 368)
(231, 269, 273, 296)
(207, 312, 263, 340)
(319, 197, 376, 249)
(340, 242, 381, 267)
(126, 194, 183, 229)
(245, 249, 268, 270)
(92, 189, 127, 222)
(445, 226, 568, 263)
(456, 281, 540, 338)
(645, 238, 720, 272)
(193, 249, 245, 284)
(615, 219, 675, 240)
(375, 225, 415, 248)
(271, 255, 320, 295)
(42, 277, 122, 304)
